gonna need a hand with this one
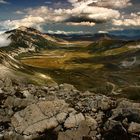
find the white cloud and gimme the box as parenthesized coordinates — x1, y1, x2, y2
(0, 16, 45, 30)
(68, 0, 78, 4)
(5, 0, 139, 33)
(90, 0, 132, 9)
(0, 31, 5, 34)
(98, 30, 108, 34)
(68, 0, 95, 7)
(0, 33, 11, 47)
(47, 30, 91, 35)
(15, 10, 25, 14)
(113, 13, 140, 26)
(25, 3, 120, 23)
(67, 22, 95, 26)
(0, 0, 9, 4)
(0, 1, 120, 31)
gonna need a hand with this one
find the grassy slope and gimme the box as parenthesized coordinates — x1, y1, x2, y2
(21, 39, 140, 100)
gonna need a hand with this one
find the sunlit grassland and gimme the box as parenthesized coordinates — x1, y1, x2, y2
(21, 49, 104, 70)
(20, 41, 140, 100)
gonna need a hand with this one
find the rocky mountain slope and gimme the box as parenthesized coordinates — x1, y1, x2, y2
(1, 26, 66, 57)
(0, 27, 139, 140)
(0, 80, 140, 140)
(0, 26, 67, 84)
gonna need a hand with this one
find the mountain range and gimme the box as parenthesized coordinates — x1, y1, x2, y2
(0, 26, 139, 99)
(0, 26, 139, 69)
(50, 32, 140, 42)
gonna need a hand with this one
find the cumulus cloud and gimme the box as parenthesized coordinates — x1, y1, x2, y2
(113, 13, 140, 26)
(0, 16, 45, 30)
(0, 0, 121, 31)
(0, 33, 11, 47)
(26, 2, 120, 24)
(0, 0, 9, 4)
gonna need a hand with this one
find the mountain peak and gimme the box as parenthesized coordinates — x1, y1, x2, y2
(17, 26, 29, 31)
(17, 26, 41, 34)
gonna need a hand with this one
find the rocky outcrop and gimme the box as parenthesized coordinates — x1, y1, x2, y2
(12, 100, 69, 135)
(0, 80, 140, 140)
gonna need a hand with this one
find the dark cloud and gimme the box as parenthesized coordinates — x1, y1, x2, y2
(65, 16, 107, 24)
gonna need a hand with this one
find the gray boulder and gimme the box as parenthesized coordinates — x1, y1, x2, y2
(11, 100, 72, 135)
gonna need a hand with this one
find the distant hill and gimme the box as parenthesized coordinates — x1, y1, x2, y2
(50, 32, 140, 42)
(87, 34, 140, 52)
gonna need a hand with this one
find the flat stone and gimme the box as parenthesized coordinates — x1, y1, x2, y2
(11, 100, 70, 135)
(59, 84, 76, 92)
(58, 121, 90, 140)
(64, 113, 85, 129)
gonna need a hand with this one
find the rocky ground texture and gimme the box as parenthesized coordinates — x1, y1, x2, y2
(0, 77, 140, 140)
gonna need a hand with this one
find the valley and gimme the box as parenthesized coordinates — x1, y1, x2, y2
(0, 26, 139, 100)
(20, 39, 140, 100)
(0, 26, 140, 140)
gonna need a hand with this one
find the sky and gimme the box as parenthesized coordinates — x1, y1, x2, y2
(0, 0, 140, 36)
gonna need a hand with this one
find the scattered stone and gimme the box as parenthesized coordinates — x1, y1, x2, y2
(0, 80, 4, 88)
(58, 121, 91, 140)
(4, 77, 12, 87)
(128, 122, 140, 133)
(0, 80, 139, 140)
(85, 116, 97, 130)
(111, 100, 140, 123)
(59, 84, 76, 92)
(4, 96, 36, 111)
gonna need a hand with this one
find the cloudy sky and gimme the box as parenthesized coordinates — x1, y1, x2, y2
(0, 0, 140, 35)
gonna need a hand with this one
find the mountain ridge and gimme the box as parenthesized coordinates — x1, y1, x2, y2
(50, 32, 140, 42)
(0, 26, 67, 57)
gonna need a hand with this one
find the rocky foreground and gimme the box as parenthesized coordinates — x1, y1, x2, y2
(0, 78, 140, 140)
